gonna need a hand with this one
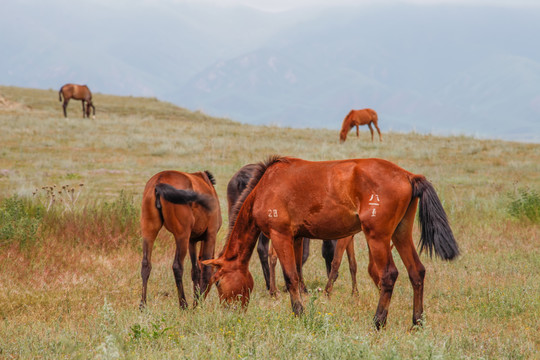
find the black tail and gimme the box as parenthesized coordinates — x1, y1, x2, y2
(412, 176, 459, 260)
(59, 89, 63, 102)
(155, 183, 213, 211)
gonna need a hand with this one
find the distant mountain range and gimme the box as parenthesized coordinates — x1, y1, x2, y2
(1, 1, 539, 142)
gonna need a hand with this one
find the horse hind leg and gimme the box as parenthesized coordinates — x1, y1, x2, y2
(140, 222, 161, 310)
(344, 237, 359, 296)
(392, 202, 426, 328)
(189, 240, 202, 306)
(172, 230, 190, 309)
(62, 100, 69, 118)
(374, 120, 383, 141)
(366, 234, 398, 330)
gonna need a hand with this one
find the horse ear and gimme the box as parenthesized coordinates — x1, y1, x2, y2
(202, 258, 224, 269)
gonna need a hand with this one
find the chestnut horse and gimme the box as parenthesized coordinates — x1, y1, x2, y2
(339, 108, 382, 143)
(227, 163, 358, 296)
(203, 156, 459, 329)
(140, 170, 221, 310)
(59, 83, 95, 119)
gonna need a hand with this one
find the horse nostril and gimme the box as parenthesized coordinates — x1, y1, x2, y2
(216, 280, 220, 288)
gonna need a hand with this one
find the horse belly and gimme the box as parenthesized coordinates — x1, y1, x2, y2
(294, 211, 362, 240)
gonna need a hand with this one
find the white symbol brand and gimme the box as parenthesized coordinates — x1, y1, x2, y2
(371, 208, 377, 217)
(268, 209, 278, 218)
(369, 194, 380, 206)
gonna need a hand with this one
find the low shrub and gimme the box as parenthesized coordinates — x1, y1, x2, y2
(507, 187, 540, 223)
(0, 195, 44, 249)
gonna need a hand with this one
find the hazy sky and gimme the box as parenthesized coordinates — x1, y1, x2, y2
(175, 0, 539, 11)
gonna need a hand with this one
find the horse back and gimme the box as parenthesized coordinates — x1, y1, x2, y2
(60, 84, 92, 101)
(142, 170, 221, 235)
(251, 157, 414, 239)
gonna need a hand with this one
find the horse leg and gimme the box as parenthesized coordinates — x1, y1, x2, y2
(188, 240, 202, 305)
(81, 100, 86, 118)
(140, 215, 161, 310)
(368, 123, 375, 142)
(257, 233, 272, 291)
(374, 120, 383, 141)
(270, 231, 304, 315)
(268, 243, 278, 296)
(198, 225, 218, 301)
(294, 237, 308, 294)
(301, 237, 310, 266)
(392, 201, 426, 328)
(172, 230, 190, 309)
(356, 125, 360, 137)
(344, 236, 359, 296)
(321, 239, 336, 276)
(366, 234, 398, 330)
(62, 99, 69, 118)
(323, 239, 345, 296)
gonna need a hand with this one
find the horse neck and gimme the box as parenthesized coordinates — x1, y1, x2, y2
(222, 194, 260, 267)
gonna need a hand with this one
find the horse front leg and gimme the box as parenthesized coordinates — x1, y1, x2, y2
(198, 226, 218, 302)
(256, 233, 272, 291)
(81, 100, 86, 118)
(270, 231, 304, 315)
(294, 237, 307, 294)
(368, 123, 375, 142)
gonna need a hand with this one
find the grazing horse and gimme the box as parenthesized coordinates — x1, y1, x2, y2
(203, 156, 459, 329)
(59, 84, 95, 119)
(339, 108, 382, 143)
(227, 163, 358, 296)
(140, 170, 221, 310)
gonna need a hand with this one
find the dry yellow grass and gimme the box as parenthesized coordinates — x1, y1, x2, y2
(0, 85, 539, 359)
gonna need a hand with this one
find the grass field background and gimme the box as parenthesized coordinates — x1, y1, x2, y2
(0, 85, 539, 359)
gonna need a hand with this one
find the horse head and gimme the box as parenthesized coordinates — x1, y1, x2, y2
(339, 127, 348, 143)
(202, 258, 253, 307)
(86, 101, 95, 119)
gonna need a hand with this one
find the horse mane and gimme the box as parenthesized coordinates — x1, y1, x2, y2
(227, 155, 288, 236)
(204, 170, 216, 186)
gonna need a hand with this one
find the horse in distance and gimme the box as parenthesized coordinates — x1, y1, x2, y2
(59, 84, 95, 119)
(139, 170, 222, 310)
(204, 156, 459, 329)
(339, 108, 382, 143)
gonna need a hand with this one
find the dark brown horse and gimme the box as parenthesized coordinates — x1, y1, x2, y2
(140, 170, 221, 310)
(339, 108, 382, 143)
(59, 84, 95, 119)
(203, 156, 459, 329)
(227, 163, 358, 296)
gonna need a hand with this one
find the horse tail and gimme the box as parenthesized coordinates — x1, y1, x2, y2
(154, 183, 214, 212)
(59, 88, 63, 102)
(411, 176, 459, 260)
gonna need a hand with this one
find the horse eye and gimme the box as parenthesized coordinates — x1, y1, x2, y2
(215, 280, 221, 288)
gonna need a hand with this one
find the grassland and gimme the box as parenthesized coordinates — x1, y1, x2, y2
(0, 85, 539, 359)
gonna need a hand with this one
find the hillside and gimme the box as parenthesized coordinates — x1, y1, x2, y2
(1, 2, 539, 142)
(0, 86, 539, 359)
